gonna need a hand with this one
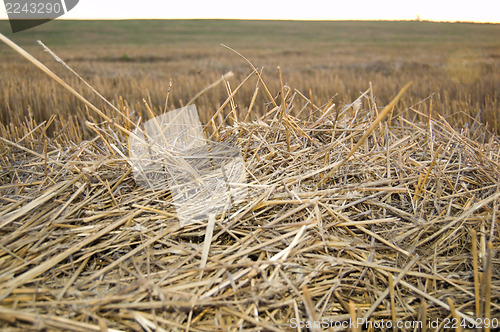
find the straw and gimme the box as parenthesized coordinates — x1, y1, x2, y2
(0, 34, 499, 331)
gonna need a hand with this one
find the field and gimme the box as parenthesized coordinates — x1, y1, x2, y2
(1, 20, 499, 136)
(0, 20, 499, 331)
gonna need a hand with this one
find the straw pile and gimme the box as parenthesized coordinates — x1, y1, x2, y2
(0, 45, 499, 331)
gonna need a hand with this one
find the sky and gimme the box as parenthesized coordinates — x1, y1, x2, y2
(1, 0, 499, 23)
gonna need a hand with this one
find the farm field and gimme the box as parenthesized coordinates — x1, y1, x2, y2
(0, 20, 499, 136)
(0, 20, 499, 331)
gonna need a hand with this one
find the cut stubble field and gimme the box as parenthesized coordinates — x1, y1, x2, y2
(0, 20, 499, 138)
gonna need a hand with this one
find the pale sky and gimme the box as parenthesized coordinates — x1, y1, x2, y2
(1, 0, 499, 23)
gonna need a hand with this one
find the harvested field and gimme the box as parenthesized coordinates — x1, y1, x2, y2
(0, 20, 499, 331)
(1, 20, 499, 136)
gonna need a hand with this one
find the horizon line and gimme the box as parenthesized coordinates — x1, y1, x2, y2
(0, 18, 499, 24)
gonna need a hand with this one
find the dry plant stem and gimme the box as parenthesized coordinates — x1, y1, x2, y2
(471, 229, 481, 318)
(309, 88, 315, 118)
(222, 44, 278, 107)
(388, 274, 397, 332)
(244, 84, 259, 123)
(57, 256, 91, 300)
(355, 224, 411, 257)
(302, 286, 321, 332)
(420, 301, 429, 332)
(446, 298, 462, 332)
(187, 71, 234, 106)
(277, 66, 291, 152)
(414, 144, 443, 200)
(134, 313, 168, 332)
(316, 81, 412, 188)
(199, 213, 216, 279)
(362, 254, 419, 321)
(349, 301, 360, 332)
(484, 241, 493, 331)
